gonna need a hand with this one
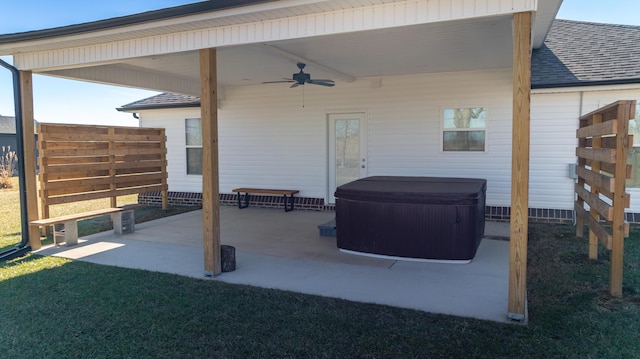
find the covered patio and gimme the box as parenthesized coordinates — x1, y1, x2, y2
(36, 206, 511, 322)
(0, 0, 567, 322)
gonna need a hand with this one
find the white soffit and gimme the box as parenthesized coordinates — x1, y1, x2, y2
(6, 0, 542, 71)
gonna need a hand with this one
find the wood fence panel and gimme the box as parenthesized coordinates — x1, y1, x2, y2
(575, 100, 636, 298)
(37, 123, 169, 219)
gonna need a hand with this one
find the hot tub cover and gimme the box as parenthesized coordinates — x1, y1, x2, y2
(334, 176, 486, 205)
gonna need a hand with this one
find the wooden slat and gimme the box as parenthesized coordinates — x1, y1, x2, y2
(584, 135, 634, 149)
(114, 126, 163, 136)
(588, 112, 603, 260)
(575, 165, 614, 192)
(44, 173, 166, 191)
(41, 141, 110, 150)
(575, 202, 612, 249)
(45, 156, 110, 165)
(40, 147, 166, 157)
(574, 184, 613, 221)
(113, 184, 166, 196)
(610, 101, 634, 298)
(45, 184, 165, 205)
(576, 119, 618, 138)
(576, 147, 616, 163)
(44, 162, 113, 174)
(39, 132, 164, 142)
(41, 170, 110, 181)
(38, 123, 108, 136)
(580, 100, 635, 121)
(43, 183, 111, 197)
(591, 160, 632, 179)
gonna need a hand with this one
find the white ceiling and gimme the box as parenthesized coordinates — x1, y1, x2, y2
(45, 14, 515, 94)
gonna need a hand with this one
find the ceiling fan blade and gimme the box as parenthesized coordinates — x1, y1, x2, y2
(308, 80, 335, 87)
(309, 79, 334, 83)
(290, 83, 300, 88)
(262, 80, 294, 84)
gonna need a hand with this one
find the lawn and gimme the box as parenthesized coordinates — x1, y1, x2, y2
(1, 178, 640, 357)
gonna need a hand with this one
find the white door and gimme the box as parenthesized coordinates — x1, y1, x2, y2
(328, 113, 367, 203)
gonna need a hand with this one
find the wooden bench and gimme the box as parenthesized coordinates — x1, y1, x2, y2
(232, 188, 299, 212)
(29, 205, 143, 246)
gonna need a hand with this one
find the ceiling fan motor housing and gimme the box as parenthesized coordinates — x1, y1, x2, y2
(293, 72, 311, 83)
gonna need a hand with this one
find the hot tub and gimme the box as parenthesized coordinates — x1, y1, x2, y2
(334, 176, 486, 262)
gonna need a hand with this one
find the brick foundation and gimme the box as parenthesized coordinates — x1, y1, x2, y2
(138, 191, 640, 224)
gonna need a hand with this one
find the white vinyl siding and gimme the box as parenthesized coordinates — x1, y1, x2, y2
(138, 70, 640, 212)
(139, 108, 202, 193)
(141, 69, 515, 206)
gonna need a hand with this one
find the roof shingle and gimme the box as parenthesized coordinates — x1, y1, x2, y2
(532, 19, 640, 88)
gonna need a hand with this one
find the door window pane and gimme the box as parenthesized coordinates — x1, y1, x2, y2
(335, 119, 360, 187)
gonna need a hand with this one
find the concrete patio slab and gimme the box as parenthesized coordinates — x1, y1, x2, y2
(36, 206, 512, 323)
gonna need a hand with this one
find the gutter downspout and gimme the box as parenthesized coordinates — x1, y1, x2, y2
(0, 58, 32, 260)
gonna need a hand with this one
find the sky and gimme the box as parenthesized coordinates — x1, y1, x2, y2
(1, 0, 640, 126)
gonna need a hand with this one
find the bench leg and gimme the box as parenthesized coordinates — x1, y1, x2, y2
(113, 210, 135, 235)
(237, 192, 250, 209)
(64, 220, 79, 246)
(113, 212, 123, 235)
(283, 194, 295, 212)
(53, 224, 65, 246)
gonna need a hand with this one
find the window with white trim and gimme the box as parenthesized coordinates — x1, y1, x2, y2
(185, 118, 202, 175)
(442, 107, 486, 151)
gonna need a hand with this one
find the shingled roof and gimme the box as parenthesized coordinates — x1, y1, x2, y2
(117, 92, 200, 112)
(532, 19, 640, 88)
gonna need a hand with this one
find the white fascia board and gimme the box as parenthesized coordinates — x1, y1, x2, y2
(11, 0, 538, 72)
(532, 83, 640, 94)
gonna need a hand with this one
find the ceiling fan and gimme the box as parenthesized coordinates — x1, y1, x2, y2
(263, 62, 335, 88)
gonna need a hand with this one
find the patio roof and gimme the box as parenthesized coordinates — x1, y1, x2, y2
(0, 0, 562, 95)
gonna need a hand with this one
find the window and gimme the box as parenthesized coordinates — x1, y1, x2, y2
(627, 103, 640, 186)
(442, 107, 486, 151)
(185, 118, 202, 175)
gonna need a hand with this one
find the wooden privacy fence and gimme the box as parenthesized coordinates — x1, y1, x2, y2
(37, 123, 168, 221)
(575, 100, 636, 297)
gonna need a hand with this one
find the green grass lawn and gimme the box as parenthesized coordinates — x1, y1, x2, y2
(1, 178, 640, 357)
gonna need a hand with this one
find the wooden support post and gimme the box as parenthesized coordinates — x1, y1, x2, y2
(610, 103, 632, 297)
(508, 11, 532, 322)
(576, 134, 586, 239)
(588, 114, 603, 260)
(160, 129, 169, 210)
(108, 127, 117, 208)
(37, 126, 50, 238)
(20, 71, 41, 250)
(200, 48, 221, 277)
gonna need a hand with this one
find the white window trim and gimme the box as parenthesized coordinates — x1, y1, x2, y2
(185, 118, 202, 176)
(440, 106, 488, 153)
